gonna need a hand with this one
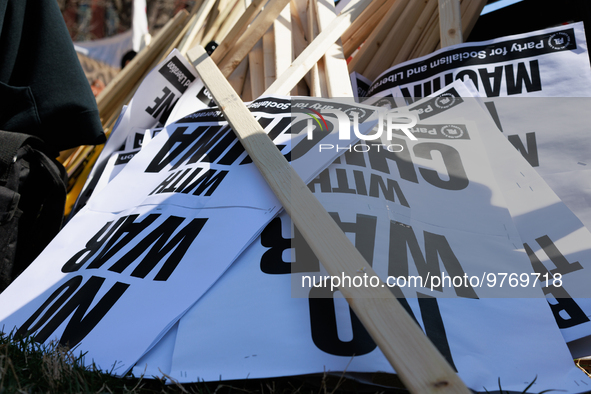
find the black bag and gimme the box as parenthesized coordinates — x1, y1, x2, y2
(0, 130, 67, 292)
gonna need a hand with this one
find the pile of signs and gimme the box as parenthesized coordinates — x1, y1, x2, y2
(3, 0, 591, 392)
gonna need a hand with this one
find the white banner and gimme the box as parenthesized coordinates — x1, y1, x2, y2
(0, 97, 379, 374)
(132, 81, 591, 392)
(365, 22, 591, 231)
(71, 50, 200, 215)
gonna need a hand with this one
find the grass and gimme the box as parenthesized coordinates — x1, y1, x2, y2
(0, 331, 402, 394)
(3, 331, 591, 394)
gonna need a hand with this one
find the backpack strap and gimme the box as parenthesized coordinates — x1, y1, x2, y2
(0, 130, 43, 184)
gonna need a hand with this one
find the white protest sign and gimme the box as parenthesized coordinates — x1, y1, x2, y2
(152, 84, 590, 392)
(164, 77, 210, 127)
(0, 97, 378, 374)
(350, 71, 372, 100)
(365, 22, 591, 231)
(418, 80, 591, 353)
(72, 50, 200, 215)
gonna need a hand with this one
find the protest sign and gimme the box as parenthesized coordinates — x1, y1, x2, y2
(413, 81, 591, 355)
(0, 96, 378, 374)
(71, 50, 200, 216)
(365, 22, 591, 231)
(143, 81, 591, 392)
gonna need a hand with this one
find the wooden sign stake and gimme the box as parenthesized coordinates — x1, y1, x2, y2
(264, 0, 370, 96)
(438, 0, 463, 47)
(187, 44, 472, 394)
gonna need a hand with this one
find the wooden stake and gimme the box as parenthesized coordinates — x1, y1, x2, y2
(241, 66, 253, 101)
(249, 38, 266, 98)
(307, 0, 323, 97)
(292, 0, 310, 42)
(461, 0, 487, 38)
(346, 0, 409, 76)
(392, 0, 438, 66)
(177, 0, 217, 55)
(201, 0, 238, 45)
(211, 0, 267, 64)
(362, 0, 428, 81)
(290, 0, 313, 91)
(228, 56, 250, 95)
(341, 0, 387, 45)
(342, 0, 390, 59)
(438, 0, 463, 47)
(264, 0, 370, 96)
(218, 0, 292, 77)
(409, 4, 439, 60)
(96, 10, 189, 122)
(263, 26, 276, 90)
(188, 44, 472, 394)
(314, 0, 353, 97)
(214, 0, 247, 43)
(273, 4, 294, 93)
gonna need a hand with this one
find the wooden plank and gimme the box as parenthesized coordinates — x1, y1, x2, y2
(274, 4, 292, 80)
(241, 66, 253, 101)
(211, 0, 267, 64)
(228, 56, 250, 95)
(341, 0, 387, 44)
(264, 0, 370, 96)
(263, 26, 276, 89)
(291, 0, 309, 42)
(346, 0, 409, 76)
(362, 0, 428, 81)
(201, 0, 238, 45)
(342, 0, 390, 59)
(392, 0, 438, 66)
(314, 0, 353, 97)
(307, 0, 323, 97)
(290, 0, 313, 91)
(438, 0, 463, 47)
(96, 10, 189, 120)
(177, 0, 217, 55)
(409, 4, 439, 60)
(214, 0, 247, 43)
(188, 44, 472, 394)
(218, 0, 292, 77)
(461, 0, 487, 38)
(249, 38, 266, 98)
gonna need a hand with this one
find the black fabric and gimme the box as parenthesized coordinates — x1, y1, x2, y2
(0, 130, 67, 292)
(0, 0, 106, 156)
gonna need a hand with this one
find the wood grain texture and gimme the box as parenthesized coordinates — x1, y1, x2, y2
(264, 0, 369, 96)
(341, 0, 387, 44)
(362, 0, 427, 80)
(392, 0, 438, 66)
(307, 0, 323, 97)
(346, 0, 409, 76)
(461, 0, 487, 38)
(214, 0, 246, 43)
(249, 38, 266, 98)
(218, 0, 292, 77)
(314, 0, 353, 97)
(96, 10, 188, 119)
(263, 25, 276, 89)
(188, 44, 472, 394)
(342, 0, 389, 59)
(438, 0, 463, 47)
(210, 0, 267, 64)
(177, 0, 217, 55)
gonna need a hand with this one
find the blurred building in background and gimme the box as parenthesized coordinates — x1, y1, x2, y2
(57, 0, 195, 41)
